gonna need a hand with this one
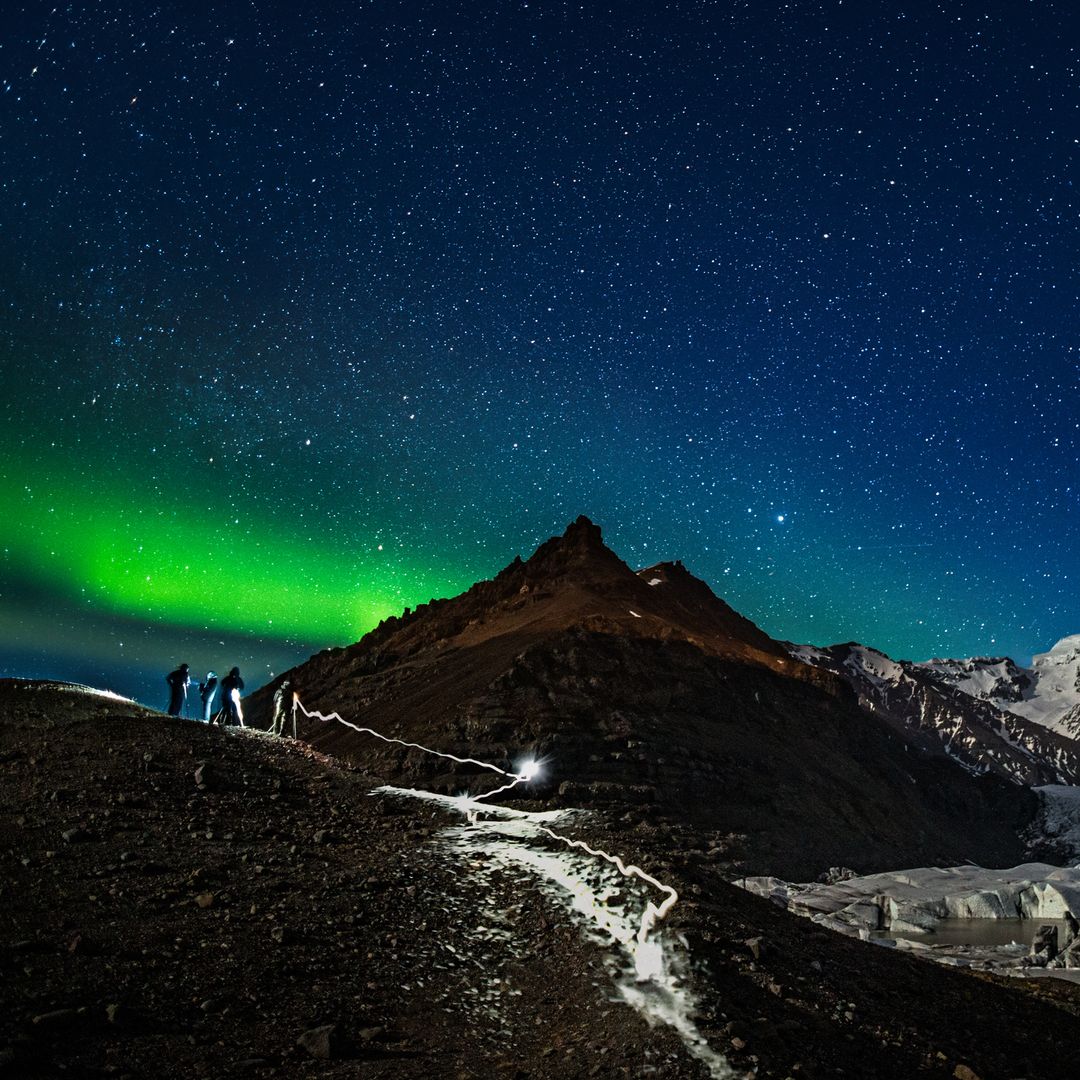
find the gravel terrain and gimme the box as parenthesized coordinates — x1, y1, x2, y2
(5, 679, 1080, 1079)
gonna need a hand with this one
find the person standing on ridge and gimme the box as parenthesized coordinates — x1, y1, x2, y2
(165, 664, 190, 716)
(220, 666, 245, 726)
(271, 679, 299, 737)
(199, 670, 218, 723)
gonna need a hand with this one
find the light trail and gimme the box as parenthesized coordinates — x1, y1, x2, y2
(293, 696, 677, 948)
(427, 807, 733, 1079)
(281, 697, 728, 1075)
(532, 827, 677, 950)
(293, 697, 536, 792)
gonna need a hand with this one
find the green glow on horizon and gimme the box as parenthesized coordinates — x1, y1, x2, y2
(1, 458, 468, 645)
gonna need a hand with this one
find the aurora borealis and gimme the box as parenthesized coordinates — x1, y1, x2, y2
(2, 1, 1079, 705)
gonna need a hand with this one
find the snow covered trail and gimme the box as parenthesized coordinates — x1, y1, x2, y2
(377, 785, 733, 1080)
(287, 696, 731, 1076)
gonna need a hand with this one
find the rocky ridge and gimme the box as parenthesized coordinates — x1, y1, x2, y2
(247, 518, 1036, 881)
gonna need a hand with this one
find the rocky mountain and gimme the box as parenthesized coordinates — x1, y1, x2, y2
(9, 678, 1080, 1079)
(247, 517, 1036, 881)
(786, 642, 1080, 788)
(918, 636, 1080, 739)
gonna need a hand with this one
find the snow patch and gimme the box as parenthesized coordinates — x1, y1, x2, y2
(786, 643, 829, 666)
(49, 682, 135, 704)
(842, 645, 905, 689)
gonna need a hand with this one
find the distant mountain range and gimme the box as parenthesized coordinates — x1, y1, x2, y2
(786, 641, 1080, 788)
(247, 516, 1038, 879)
(917, 637, 1080, 738)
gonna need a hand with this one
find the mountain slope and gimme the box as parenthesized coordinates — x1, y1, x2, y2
(5, 680, 1080, 1080)
(247, 518, 1036, 880)
(787, 642, 1080, 787)
(919, 636, 1080, 738)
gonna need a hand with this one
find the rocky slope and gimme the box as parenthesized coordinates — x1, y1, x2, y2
(918, 636, 1080, 739)
(6, 679, 1080, 1080)
(787, 642, 1080, 788)
(246, 518, 1035, 881)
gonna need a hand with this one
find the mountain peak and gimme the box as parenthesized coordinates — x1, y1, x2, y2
(1043, 634, 1080, 657)
(521, 516, 630, 584)
(563, 514, 604, 547)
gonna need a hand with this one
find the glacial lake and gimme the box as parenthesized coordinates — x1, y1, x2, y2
(879, 917, 1074, 949)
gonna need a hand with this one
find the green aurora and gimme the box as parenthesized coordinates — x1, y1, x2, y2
(2, 447, 471, 648)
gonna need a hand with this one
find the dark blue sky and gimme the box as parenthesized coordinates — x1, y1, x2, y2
(2, 0, 1078, 705)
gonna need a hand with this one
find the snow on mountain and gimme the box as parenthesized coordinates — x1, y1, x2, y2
(918, 636, 1080, 739)
(914, 656, 1030, 706)
(786, 641, 1080, 788)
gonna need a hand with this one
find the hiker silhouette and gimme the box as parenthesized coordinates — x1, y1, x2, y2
(198, 671, 218, 723)
(165, 664, 190, 716)
(219, 667, 245, 726)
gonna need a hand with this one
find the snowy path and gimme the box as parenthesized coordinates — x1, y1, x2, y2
(377, 786, 733, 1079)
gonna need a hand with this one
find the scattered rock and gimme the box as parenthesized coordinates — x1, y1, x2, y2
(61, 827, 90, 844)
(744, 936, 765, 960)
(1031, 924, 1058, 962)
(953, 1066, 981, 1080)
(296, 1024, 341, 1060)
(5, 679, 1079, 1080)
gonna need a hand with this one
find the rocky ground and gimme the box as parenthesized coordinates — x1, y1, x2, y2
(5, 679, 1080, 1079)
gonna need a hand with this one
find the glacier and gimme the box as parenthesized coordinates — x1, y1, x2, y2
(737, 863, 1080, 981)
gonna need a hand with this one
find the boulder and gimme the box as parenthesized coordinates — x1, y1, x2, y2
(1061, 935, 1080, 969)
(1031, 924, 1058, 962)
(297, 1024, 341, 1060)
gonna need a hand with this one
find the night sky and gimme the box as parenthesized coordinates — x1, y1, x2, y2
(3, 0, 1078, 707)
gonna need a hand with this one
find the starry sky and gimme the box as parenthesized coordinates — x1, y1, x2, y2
(2, 0, 1078, 707)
